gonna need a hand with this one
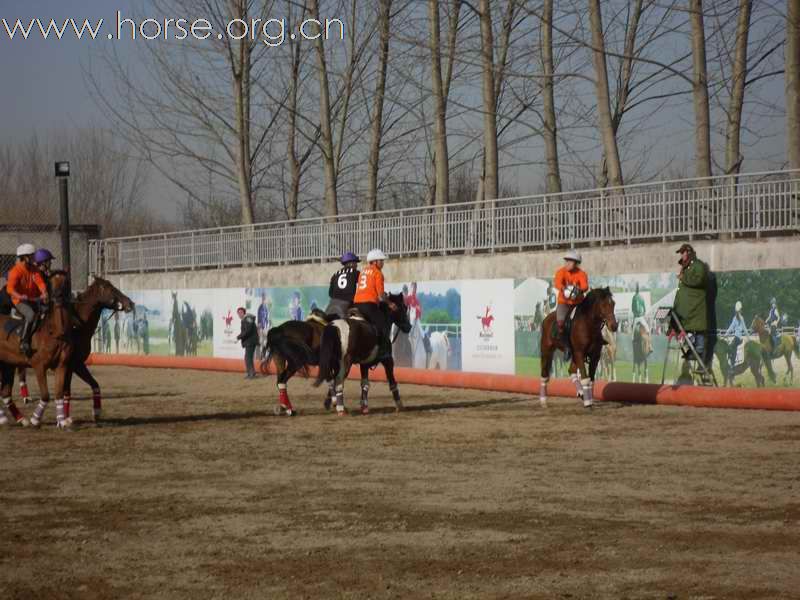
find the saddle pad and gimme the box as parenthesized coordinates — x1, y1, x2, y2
(3, 319, 22, 336)
(734, 343, 745, 367)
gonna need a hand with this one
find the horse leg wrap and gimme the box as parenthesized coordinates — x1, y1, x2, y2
(539, 378, 548, 406)
(63, 394, 71, 420)
(570, 373, 583, 397)
(55, 399, 67, 427)
(20, 382, 31, 402)
(30, 399, 49, 427)
(277, 384, 294, 414)
(335, 385, 345, 415)
(0, 408, 7, 426)
(92, 389, 102, 417)
(360, 380, 369, 407)
(390, 385, 402, 407)
(581, 378, 593, 408)
(3, 397, 25, 424)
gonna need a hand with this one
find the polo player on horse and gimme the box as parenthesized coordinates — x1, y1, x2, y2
(352, 248, 392, 359)
(326, 252, 360, 319)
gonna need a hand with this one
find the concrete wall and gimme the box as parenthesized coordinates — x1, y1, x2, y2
(0, 225, 99, 288)
(106, 236, 800, 291)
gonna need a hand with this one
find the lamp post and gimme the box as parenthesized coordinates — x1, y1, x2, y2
(55, 161, 71, 274)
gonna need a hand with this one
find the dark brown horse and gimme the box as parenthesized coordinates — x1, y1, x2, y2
(315, 293, 411, 415)
(539, 288, 618, 408)
(261, 309, 332, 416)
(0, 271, 73, 429)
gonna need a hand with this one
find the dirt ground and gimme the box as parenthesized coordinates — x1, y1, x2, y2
(2, 366, 800, 600)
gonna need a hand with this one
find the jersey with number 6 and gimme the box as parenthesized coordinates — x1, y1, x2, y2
(329, 266, 360, 302)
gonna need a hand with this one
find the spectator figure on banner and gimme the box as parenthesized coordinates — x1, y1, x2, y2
(533, 302, 544, 331)
(404, 282, 422, 321)
(114, 312, 120, 353)
(723, 300, 748, 368)
(236, 306, 259, 379)
(102, 315, 111, 353)
(631, 282, 649, 333)
(766, 297, 782, 350)
(289, 291, 303, 321)
(257, 293, 270, 348)
(140, 310, 150, 355)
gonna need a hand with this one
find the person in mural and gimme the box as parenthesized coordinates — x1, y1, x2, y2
(140, 310, 150, 355)
(553, 250, 589, 357)
(236, 306, 260, 379)
(114, 312, 120, 354)
(404, 282, 422, 321)
(6, 243, 49, 356)
(353, 248, 392, 357)
(326, 252, 360, 319)
(723, 300, 749, 368)
(289, 291, 303, 321)
(631, 282, 650, 334)
(102, 316, 111, 353)
(533, 302, 544, 331)
(766, 297, 781, 350)
(672, 243, 710, 370)
(545, 281, 558, 313)
(256, 293, 271, 354)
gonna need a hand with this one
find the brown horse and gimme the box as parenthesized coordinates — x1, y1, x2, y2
(0, 271, 73, 429)
(750, 316, 797, 385)
(261, 309, 332, 416)
(314, 293, 411, 415)
(539, 288, 618, 408)
(13, 277, 135, 424)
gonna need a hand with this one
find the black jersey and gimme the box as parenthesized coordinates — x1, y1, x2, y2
(329, 267, 359, 302)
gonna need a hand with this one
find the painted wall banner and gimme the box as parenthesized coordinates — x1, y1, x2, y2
(213, 288, 249, 359)
(460, 279, 515, 375)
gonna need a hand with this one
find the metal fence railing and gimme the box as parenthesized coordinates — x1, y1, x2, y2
(89, 170, 800, 276)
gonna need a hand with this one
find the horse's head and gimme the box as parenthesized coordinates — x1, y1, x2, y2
(48, 270, 71, 306)
(586, 287, 617, 332)
(751, 315, 765, 332)
(386, 292, 411, 334)
(86, 276, 135, 313)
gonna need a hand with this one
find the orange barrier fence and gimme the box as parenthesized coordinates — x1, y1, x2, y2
(86, 354, 800, 411)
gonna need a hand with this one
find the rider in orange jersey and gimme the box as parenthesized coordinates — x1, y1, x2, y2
(352, 248, 391, 356)
(6, 243, 49, 356)
(553, 249, 589, 346)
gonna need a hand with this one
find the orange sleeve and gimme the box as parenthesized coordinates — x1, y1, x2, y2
(553, 268, 564, 290)
(6, 265, 21, 295)
(375, 269, 385, 297)
(579, 271, 589, 291)
(33, 272, 47, 295)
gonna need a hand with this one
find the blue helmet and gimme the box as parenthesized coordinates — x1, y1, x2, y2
(340, 251, 359, 264)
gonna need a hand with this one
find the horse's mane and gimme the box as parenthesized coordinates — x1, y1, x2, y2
(577, 287, 613, 316)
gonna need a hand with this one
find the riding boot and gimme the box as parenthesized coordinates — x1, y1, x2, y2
(19, 320, 33, 356)
(557, 322, 571, 361)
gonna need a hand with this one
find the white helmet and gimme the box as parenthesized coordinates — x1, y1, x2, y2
(16, 243, 36, 257)
(563, 249, 582, 263)
(367, 248, 388, 262)
(735, 301, 743, 312)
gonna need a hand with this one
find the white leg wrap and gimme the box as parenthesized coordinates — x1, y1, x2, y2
(0, 408, 8, 426)
(570, 373, 583, 397)
(581, 378, 593, 407)
(539, 378, 548, 406)
(277, 383, 287, 390)
(30, 399, 48, 426)
(55, 399, 65, 424)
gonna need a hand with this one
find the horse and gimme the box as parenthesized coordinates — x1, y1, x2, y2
(631, 320, 653, 383)
(169, 292, 187, 357)
(261, 309, 332, 416)
(714, 337, 765, 387)
(314, 293, 412, 415)
(13, 277, 135, 424)
(0, 271, 74, 429)
(750, 316, 797, 385)
(404, 308, 428, 369)
(599, 326, 616, 381)
(539, 288, 618, 408)
(427, 331, 451, 370)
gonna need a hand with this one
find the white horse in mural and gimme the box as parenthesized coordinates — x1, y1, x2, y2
(427, 331, 451, 370)
(394, 308, 452, 370)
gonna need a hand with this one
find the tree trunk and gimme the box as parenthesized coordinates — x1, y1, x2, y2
(232, 2, 254, 224)
(286, 22, 302, 220)
(724, 0, 752, 176)
(588, 0, 624, 188)
(309, 0, 337, 216)
(540, 0, 562, 194)
(786, 0, 800, 170)
(429, 0, 450, 206)
(479, 0, 499, 201)
(690, 0, 712, 179)
(367, 0, 392, 212)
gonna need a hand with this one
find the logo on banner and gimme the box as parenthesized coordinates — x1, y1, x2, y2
(222, 310, 235, 334)
(477, 305, 495, 338)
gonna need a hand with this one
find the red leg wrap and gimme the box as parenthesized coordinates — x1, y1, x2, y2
(92, 390, 102, 411)
(278, 388, 293, 410)
(64, 396, 71, 419)
(7, 401, 23, 422)
(20, 383, 30, 399)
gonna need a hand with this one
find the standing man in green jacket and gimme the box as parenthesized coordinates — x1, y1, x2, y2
(672, 243, 711, 372)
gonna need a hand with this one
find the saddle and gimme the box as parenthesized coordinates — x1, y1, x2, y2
(306, 311, 330, 327)
(550, 306, 578, 345)
(2, 306, 44, 340)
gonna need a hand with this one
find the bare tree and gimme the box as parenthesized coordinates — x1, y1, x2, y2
(723, 0, 753, 175)
(540, 0, 562, 193)
(690, 0, 713, 178)
(787, 0, 800, 170)
(478, 0, 500, 201)
(366, 0, 394, 211)
(588, 0, 624, 187)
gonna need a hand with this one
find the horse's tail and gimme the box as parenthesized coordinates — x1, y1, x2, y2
(265, 327, 314, 375)
(794, 336, 799, 359)
(314, 324, 342, 387)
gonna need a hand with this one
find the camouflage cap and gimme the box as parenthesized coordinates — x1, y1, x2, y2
(676, 243, 695, 254)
